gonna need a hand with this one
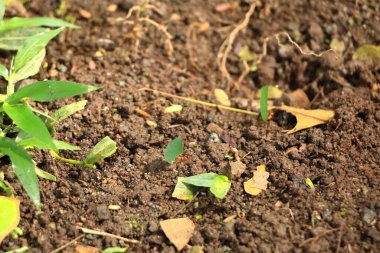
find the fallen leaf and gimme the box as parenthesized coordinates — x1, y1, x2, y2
(305, 178, 315, 189)
(164, 104, 183, 113)
(226, 160, 246, 179)
(0, 196, 20, 244)
(79, 8, 92, 19)
(187, 246, 204, 253)
(352, 44, 380, 64)
(160, 218, 195, 251)
(272, 105, 335, 134)
(146, 120, 158, 128)
(164, 137, 184, 164)
(244, 165, 269, 196)
(330, 38, 345, 54)
(288, 89, 310, 108)
(214, 89, 231, 106)
(172, 177, 199, 201)
(75, 245, 100, 253)
(256, 85, 283, 99)
(197, 22, 210, 32)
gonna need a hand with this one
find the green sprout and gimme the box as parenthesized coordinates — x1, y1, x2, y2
(164, 137, 184, 164)
(172, 173, 232, 200)
(0, 28, 116, 209)
(0, 0, 78, 51)
(260, 85, 269, 122)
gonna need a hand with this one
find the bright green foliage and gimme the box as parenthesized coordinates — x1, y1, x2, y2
(260, 85, 269, 122)
(0, 196, 20, 243)
(173, 173, 231, 200)
(0, 0, 78, 51)
(84, 137, 117, 165)
(103, 247, 128, 253)
(0, 28, 115, 207)
(164, 137, 184, 164)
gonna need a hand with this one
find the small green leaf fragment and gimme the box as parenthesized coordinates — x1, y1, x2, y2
(224, 154, 234, 160)
(35, 167, 56, 182)
(164, 137, 184, 164)
(0, 196, 20, 244)
(103, 247, 128, 253)
(210, 175, 231, 199)
(238, 45, 254, 61)
(305, 178, 314, 189)
(0, 180, 12, 196)
(0, 17, 79, 32)
(181, 173, 217, 187)
(260, 85, 269, 122)
(84, 136, 117, 164)
(172, 177, 199, 201)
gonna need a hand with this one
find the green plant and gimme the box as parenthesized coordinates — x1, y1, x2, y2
(172, 173, 231, 200)
(0, 28, 116, 209)
(260, 85, 269, 122)
(0, 0, 78, 50)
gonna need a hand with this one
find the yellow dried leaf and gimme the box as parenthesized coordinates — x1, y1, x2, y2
(244, 165, 269, 196)
(0, 197, 20, 244)
(146, 120, 158, 128)
(160, 217, 195, 251)
(164, 104, 183, 113)
(214, 89, 231, 106)
(273, 105, 334, 134)
(79, 8, 92, 19)
(75, 244, 101, 253)
(330, 38, 345, 54)
(238, 45, 255, 61)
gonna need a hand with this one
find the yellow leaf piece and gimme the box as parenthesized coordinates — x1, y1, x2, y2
(146, 120, 158, 128)
(164, 104, 183, 113)
(305, 178, 314, 189)
(244, 165, 269, 196)
(256, 86, 283, 99)
(214, 89, 231, 106)
(238, 45, 255, 61)
(273, 105, 335, 134)
(0, 196, 20, 243)
(330, 38, 345, 54)
(352, 45, 380, 64)
(160, 217, 195, 251)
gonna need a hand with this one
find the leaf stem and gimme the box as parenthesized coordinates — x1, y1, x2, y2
(50, 151, 96, 169)
(7, 72, 15, 95)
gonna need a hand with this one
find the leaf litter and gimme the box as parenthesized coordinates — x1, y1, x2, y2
(160, 217, 195, 251)
(244, 165, 270, 196)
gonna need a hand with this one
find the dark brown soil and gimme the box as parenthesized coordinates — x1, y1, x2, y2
(1, 0, 379, 252)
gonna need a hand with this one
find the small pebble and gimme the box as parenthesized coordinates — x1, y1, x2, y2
(208, 133, 221, 143)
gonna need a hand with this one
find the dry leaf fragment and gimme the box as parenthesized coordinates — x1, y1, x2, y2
(160, 217, 195, 251)
(79, 8, 92, 19)
(164, 104, 183, 113)
(214, 89, 231, 106)
(226, 160, 246, 179)
(244, 165, 269, 196)
(330, 38, 345, 54)
(272, 105, 334, 134)
(75, 245, 100, 253)
(256, 85, 283, 99)
(288, 89, 310, 108)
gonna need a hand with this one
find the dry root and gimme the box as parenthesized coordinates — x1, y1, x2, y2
(108, 3, 174, 56)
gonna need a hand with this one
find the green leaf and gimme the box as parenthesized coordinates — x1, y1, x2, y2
(13, 27, 64, 72)
(53, 140, 80, 151)
(172, 177, 200, 201)
(352, 44, 380, 64)
(13, 48, 45, 82)
(260, 85, 269, 122)
(164, 137, 184, 164)
(0, 137, 40, 208)
(35, 167, 56, 182)
(84, 136, 117, 164)
(0, 17, 79, 32)
(210, 175, 231, 199)
(181, 173, 217, 187)
(3, 102, 56, 151)
(103, 247, 128, 253)
(0, 180, 12, 196)
(0, 63, 8, 80)
(0, 196, 20, 244)
(18, 137, 80, 151)
(0, 27, 47, 51)
(0, 0, 4, 21)
(50, 100, 87, 125)
(6, 80, 99, 104)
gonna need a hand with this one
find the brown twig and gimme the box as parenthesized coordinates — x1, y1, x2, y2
(49, 234, 85, 253)
(217, 1, 259, 85)
(78, 227, 140, 244)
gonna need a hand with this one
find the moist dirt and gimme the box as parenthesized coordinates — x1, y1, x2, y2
(1, 0, 379, 252)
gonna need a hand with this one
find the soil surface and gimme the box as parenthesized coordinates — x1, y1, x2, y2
(1, 0, 379, 252)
